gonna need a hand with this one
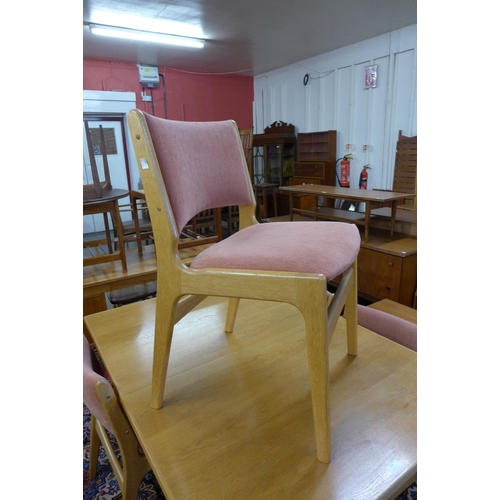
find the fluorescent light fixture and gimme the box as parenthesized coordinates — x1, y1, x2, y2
(88, 24, 205, 48)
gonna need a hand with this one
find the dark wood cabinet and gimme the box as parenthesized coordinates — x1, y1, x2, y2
(252, 121, 296, 186)
(330, 233, 417, 307)
(291, 130, 337, 210)
(295, 130, 337, 166)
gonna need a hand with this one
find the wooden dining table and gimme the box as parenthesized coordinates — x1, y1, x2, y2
(280, 184, 413, 242)
(84, 295, 417, 500)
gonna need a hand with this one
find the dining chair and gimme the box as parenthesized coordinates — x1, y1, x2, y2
(83, 335, 151, 499)
(221, 128, 253, 235)
(127, 109, 361, 463)
(357, 304, 417, 351)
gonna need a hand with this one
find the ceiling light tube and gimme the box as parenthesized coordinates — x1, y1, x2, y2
(89, 24, 205, 48)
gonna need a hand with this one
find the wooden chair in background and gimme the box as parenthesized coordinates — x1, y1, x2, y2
(128, 110, 361, 463)
(393, 131, 417, 210)
(221, 128, 253, 235)
(111, 202, 154, 251)
(83, 121, 128, 271)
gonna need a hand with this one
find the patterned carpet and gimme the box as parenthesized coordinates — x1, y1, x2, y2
(83, 404, 166, 500)
(83, 401, 416, 499)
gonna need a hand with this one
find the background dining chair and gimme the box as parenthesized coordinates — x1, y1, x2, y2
(221, 128, 253, 235)
(357, 304, 417, 351)
(127, 110, 361, 463)
(110, 202, 154, 250)
(83, 335, 151, 499)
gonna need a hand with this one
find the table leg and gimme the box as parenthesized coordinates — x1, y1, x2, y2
(390, 200, 397, 237)
(262, 187, 269, 219)
(103, 213, 113, 252)
(113, 200, 128, 272)
(364, 201, 372, 242)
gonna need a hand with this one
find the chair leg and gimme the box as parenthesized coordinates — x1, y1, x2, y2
(121, 449, 151, 500)
(301, 293, 331, 464)
(88, 415, 101, 480)
(305, 318, 330, 463)
(151, 300, 178, 409)
(225, 298, 240, 333)
(343, 259, 358, 356)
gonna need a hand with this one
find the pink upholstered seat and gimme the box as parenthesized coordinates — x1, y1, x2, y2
(191, 221, 360, 280)
(357, 305, 417, 351)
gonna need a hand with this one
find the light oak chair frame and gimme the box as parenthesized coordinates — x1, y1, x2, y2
(84, 337, 151, 499)
(128, 109, 358, 463)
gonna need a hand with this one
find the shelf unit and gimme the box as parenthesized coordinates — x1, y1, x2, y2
(291, 130, 337, 210)
(296, 130, 337, 166)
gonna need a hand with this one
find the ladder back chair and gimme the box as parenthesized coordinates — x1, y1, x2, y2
(222, 128, 253, 235)
(393, 131, 417, 209)
(127, 110, 360, 463)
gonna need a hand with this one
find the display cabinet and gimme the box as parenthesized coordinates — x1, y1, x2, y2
(252, 121, 296, 186)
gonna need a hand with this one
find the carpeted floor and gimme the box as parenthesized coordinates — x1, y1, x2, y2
(83, 401, 416, 499)
(83, 403, 166, 500)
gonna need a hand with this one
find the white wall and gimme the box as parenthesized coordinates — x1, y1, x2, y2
(253, 24, 417, 190)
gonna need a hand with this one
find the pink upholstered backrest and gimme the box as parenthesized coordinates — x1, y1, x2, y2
(143, 113, 254, 233)
(83, 335, 114, 432)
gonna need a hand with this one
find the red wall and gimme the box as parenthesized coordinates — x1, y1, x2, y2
(83, 60, 253, 129)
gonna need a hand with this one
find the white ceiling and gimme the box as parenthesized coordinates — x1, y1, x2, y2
(83, 0, 417, 77)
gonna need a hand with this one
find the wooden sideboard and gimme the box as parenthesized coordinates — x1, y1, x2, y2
(330, 232, 417, 307)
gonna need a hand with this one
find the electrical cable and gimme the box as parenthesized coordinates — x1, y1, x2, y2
(159, 73, 167, 118)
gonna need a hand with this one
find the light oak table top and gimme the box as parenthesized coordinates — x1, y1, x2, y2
(85, 296, 416, 500)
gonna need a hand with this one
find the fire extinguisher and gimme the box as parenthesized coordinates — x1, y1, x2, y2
(336, 154, 353, 188)
(359, 164, 371, 190)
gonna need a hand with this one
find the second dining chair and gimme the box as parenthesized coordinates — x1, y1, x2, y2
(127, 110, 361, 463)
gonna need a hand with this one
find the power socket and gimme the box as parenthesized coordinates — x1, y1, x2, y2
(141, 93, 152, 102)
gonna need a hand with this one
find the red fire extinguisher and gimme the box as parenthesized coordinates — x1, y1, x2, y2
(336, 154, 353, 188)
(359, 164, 371, 190)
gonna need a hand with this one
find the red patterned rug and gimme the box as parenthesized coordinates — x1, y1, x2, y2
(83, 403, 166, 500)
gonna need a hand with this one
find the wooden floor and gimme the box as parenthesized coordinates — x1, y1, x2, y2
(85, 296, 417, 500)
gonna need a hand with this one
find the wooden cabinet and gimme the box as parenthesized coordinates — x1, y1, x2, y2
(294, 130, 337, 184)
(253, 121, 296, 186)
(330, 233, 417, 307)
(291, 130, 337, 210)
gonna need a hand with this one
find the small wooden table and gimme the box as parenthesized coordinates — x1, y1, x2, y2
(84, 296, 416, 499)
(280, 184, 413, 241)
(83, 188, 129, 271)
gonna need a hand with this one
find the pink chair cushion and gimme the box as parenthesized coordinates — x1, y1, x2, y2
(191, 221, 360, 281)
(83, 335, 114, 432)
(357, 305, 417, 351)
(143, 113, 254, 233)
